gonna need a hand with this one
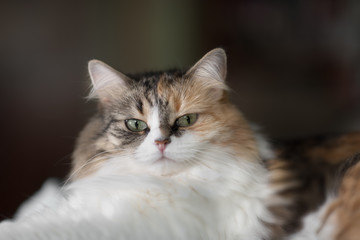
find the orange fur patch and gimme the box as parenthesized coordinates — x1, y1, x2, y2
(322, 155, 360, 240)
(307, 132, 360, 164)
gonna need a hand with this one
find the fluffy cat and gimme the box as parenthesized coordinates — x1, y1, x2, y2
(0, 49, 280, 239)
(2, 48, 359, 240)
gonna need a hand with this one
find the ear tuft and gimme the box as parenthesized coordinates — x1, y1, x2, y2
(88, 60, 130, 101)
(185, 48, 228, 102)
(186, 48, 227, 82)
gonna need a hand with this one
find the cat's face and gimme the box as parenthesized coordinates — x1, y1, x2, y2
(72, 49, 257, 178)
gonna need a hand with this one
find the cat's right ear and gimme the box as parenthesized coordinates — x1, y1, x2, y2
(88, 60, 131, 103)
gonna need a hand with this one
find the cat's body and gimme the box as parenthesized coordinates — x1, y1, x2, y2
(1, 48, 359, 240)
(0, 166, 272, 240)
(285, 153, 360, 240)
(0, 49, 280, 240)
(270, 133, 360, 239)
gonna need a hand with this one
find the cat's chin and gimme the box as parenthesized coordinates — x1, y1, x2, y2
(147, 156, 188, 176)
(154, 156, 173, 163)
(152, 156, 178, 167)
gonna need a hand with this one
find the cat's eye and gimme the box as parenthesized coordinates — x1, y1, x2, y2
(125, 119, 148, 132)
(175, 114, 198, 127)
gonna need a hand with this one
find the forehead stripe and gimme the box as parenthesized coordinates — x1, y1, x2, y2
(136, 99, 143, 114)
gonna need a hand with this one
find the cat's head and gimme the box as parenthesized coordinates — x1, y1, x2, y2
(71, 48, 258, 178)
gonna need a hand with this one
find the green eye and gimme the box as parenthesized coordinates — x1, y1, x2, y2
(125, 119, 148, 132)
(176, 114, 198, 127)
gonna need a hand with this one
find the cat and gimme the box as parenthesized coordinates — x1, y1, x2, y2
(0, 48, 282, 240)
(1, 48, 359, 240)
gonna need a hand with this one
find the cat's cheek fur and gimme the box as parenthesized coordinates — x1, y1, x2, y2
(108, 133, 123, 146)
(164, 132, 202, 162)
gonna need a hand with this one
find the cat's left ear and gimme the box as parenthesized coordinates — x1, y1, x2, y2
(185, 48, 228, 101)
(186, 48, 227, 83)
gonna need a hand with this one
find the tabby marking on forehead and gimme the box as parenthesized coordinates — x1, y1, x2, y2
(135, 98, 143, 114)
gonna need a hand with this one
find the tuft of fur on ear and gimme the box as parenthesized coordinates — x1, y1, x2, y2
(186, 48, 229, 101)
(187, 48, 227, 82)
(88, 60, 131, 102)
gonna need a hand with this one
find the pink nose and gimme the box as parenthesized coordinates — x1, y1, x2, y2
(155, 138, 171, 152)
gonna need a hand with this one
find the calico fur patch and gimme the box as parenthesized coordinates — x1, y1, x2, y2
(268, 132, 360, 235)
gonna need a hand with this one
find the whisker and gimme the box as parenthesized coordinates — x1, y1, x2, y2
(62, 149, 121, 188)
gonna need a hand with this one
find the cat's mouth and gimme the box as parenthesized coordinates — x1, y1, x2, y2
(150, 156, 187, 176)
(155, 156, 175, 163)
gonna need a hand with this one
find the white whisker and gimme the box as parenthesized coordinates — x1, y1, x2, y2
(62, 149, 121, 188)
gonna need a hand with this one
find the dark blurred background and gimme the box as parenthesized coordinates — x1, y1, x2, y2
(1, 0, 360, 220)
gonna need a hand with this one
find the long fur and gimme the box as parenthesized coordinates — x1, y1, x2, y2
(1, 147, 273, 240)
(0, 48, 279, 240)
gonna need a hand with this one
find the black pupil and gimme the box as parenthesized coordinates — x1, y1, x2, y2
(135, 121, 139, 129)
(186, 116, 190, 124)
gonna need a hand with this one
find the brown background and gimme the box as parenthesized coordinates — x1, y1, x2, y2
(1, 0, 360, 220)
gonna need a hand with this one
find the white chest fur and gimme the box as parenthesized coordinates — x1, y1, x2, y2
(0, 153, 274, 240)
